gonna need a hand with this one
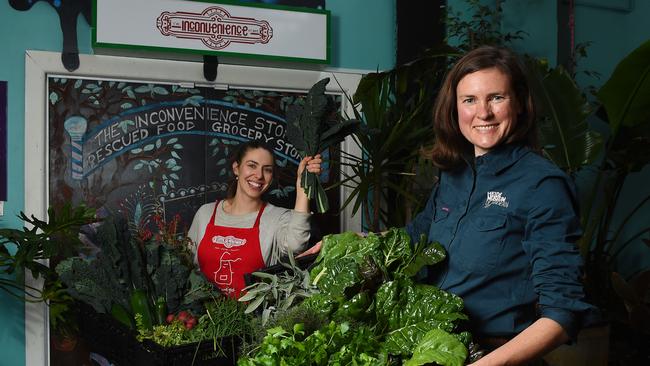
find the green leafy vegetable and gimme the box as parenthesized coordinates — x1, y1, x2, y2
(310, 228, 445, 295)
(130, 288, 154, 331)
(404, 328, 468, 366)
(56, 217, 136, 313)
(56, 215, 209, 330)
(238, 251, 319, 325)
(285, 78, 360, 212)
(238, 321, 387, 366)
(111, 302, 134, 329)
(245, 228, 470, 365)
(375, 278, 467, 356)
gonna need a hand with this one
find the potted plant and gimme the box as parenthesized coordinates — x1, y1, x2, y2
(336, 48, 451, 232)
(0, 203, 97, 360)
(531, 39, 650, 365)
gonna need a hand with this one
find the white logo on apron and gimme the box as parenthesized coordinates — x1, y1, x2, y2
(212, 235, 247, 248)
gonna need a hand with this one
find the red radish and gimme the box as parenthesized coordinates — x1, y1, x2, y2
(177, 310, 190, 322)
(186, 317, 197, 327)
(165, 314, 175, 324)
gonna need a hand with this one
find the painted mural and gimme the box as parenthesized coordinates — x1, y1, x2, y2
(48, 77, 339, 241)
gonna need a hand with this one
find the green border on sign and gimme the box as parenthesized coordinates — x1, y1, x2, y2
(91, 0, 331, 65)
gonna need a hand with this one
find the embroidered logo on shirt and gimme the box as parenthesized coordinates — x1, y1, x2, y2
(484, 191, 509, 208)
(212, 235, 247, 248)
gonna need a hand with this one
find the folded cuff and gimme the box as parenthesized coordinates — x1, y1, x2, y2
(540, 306, 579, 340)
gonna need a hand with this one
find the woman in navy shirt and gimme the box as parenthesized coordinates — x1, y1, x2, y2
(405, 46, 596, 365)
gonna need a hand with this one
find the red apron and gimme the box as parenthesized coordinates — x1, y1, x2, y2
(197, 201, 266, 298)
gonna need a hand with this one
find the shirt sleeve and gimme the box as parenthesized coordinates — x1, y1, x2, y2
(187, 203, 214, 264)
(260, 206, 311, 265)
(521, 173, 594, 339)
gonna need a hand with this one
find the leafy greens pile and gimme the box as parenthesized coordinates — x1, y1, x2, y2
(55, 215, 213, 332)
(285, 77, 360, 213)
(238, 228, 471, 366)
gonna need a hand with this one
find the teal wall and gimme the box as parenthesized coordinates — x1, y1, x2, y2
(0, 1, 395, 365)
(446, 0, 558, 63)
(448, 0, 650, 89)
(1, 2, 93, 365)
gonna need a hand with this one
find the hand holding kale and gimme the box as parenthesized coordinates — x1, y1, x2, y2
(285, 77, 360, 213)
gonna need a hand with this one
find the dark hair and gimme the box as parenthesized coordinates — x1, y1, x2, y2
(431, 45, 538, 170)
(225, 140, 276, 199)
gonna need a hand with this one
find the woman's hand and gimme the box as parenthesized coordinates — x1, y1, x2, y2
(296, 231, 367, 258)
(296, 241, 322, 258)
(294, 154, 323, 212)
(297, 154, 323, 184)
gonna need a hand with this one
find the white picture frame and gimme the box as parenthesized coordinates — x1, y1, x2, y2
(24, 50, 362, 365)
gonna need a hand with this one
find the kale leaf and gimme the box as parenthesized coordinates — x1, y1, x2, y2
(285, 78, 361, 213)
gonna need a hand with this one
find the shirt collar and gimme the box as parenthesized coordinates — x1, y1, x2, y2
(474, 143, 532, 175)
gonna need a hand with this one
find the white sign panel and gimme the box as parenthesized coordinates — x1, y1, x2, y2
(93, 0, 330, 63)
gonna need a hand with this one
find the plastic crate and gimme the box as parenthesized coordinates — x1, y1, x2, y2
(77, 303, 239, 366)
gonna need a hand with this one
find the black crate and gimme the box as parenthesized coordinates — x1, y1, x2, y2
(77, 303, 239, 366)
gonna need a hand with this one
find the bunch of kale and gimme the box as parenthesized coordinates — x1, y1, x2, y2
(56, 216, 212, 327)
(285, 77, 360, 213)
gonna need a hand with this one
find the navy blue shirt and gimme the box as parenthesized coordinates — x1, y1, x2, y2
(406, 143, 594, 338)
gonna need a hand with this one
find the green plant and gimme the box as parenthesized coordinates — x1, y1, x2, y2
(238, 251, 319, 325)
(338, 48, 453, 231)
(239, 321, 387, 366)
(444, 0, 526, 52)
(241, 229, 473, 365)
(532, 40, 650, 339)
(0, 203, 97, 336)
(55, 214, 216, 333)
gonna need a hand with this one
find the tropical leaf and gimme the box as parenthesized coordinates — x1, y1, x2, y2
(530, 61, 603, 172)
(598, 39, 650, 131)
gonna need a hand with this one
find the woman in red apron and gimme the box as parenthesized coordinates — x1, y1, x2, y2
(188, 140, 321, 298)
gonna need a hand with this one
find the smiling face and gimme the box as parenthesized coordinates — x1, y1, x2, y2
(456, 67, 520, 156)
(232, 147, 274, 200)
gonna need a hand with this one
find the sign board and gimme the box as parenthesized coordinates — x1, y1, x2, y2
(93, 0, 330, 63)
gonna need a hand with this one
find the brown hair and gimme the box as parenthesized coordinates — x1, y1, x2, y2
(225, 140, 276, 199)
(431, 45, 538, 170)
